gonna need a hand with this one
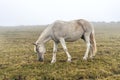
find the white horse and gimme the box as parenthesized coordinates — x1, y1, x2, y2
(33, 19, 97, 63)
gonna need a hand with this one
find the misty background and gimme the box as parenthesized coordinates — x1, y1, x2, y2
(0, 0, 120, 26)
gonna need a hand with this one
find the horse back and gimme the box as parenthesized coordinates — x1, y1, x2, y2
(51, 20, 86, 42)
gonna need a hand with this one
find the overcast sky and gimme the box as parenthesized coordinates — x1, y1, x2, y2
(0, 0, 120, 26)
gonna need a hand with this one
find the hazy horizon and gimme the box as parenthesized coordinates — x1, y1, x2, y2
(0, 0, 120, 26)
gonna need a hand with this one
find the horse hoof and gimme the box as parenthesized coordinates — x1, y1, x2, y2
(67, 59, 71, 62)
(83, 57, 87, 60)
(90, 56, 94, 59)
(51, 60, 56, 63)
(51, 62, 56, 64)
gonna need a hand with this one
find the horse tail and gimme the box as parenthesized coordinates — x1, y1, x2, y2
(90, 28, 97, 56)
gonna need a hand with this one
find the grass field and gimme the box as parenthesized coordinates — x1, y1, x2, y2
(0, 23, 120, 80)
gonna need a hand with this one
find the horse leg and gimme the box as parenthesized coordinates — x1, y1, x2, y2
(60, 38, 72, 62)
(83, 33, 91, 60)
(51, 41, 58, 63)
(90, 45, 94, 59)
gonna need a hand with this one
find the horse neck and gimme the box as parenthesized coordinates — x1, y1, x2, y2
(36, 27, 51, 44)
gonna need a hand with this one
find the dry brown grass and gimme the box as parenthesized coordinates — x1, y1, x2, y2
(0, 23, 120, 80)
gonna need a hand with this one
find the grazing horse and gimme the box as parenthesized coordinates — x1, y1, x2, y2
(33, 19, 97, 63)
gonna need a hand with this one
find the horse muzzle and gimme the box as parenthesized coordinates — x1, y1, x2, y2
(38, 58, 44, 62)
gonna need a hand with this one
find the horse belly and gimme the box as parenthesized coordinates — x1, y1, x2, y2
(65, 32, 82, 42)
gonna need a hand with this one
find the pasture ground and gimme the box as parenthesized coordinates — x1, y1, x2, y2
(0, 23, 120, 80)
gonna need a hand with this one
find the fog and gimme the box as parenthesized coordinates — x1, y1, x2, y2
(0, 0, 120, 26)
